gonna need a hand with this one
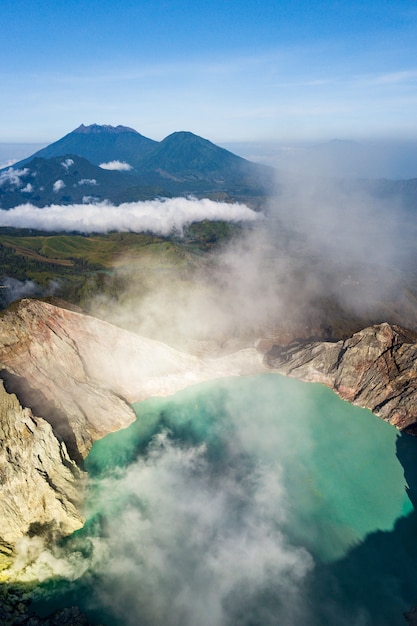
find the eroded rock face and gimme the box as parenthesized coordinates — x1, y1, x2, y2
(0, 380, 84, 552)
(266, 322, 417, 432)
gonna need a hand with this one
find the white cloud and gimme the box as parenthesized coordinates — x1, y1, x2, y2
(0, 167, 29, 189)
(0, 197, 261, 235)
(21, 183, 33, 193)
(77, 178, 98, 186)
(61, 158, 74, 170)
(53, 179, 65, 192)
(99, 161, 133, 171)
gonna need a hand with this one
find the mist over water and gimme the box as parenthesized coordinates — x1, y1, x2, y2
(20, 375, 417, 626)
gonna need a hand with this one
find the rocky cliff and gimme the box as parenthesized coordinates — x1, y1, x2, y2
(266, 322, 417, 432)
(0, 380, 84, 561)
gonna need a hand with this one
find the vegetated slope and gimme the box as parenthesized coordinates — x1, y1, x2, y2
(2, 222, 417, 347)
(0, 230, 196, 269)
(134, 131, 274, 197)
(0, 227, 218, 309)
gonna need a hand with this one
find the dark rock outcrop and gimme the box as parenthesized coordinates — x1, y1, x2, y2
(266, 322, 417, 432)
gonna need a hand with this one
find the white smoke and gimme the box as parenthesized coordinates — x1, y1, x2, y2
(99, 160, 133, 171)
(10, 417, 313, 626)
(0, 198, 261, 235)
(0, 277, 60, 308)
(87, 432, 312, 626)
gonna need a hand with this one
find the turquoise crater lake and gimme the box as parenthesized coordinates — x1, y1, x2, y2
(33, 374, 417, 625)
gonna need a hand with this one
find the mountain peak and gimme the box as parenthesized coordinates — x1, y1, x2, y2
(8, 124, 157, 170)
(163, 131, 210, 143)
(74, 124, 139, 135)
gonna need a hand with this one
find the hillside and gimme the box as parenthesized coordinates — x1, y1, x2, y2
(134, 131, 273, 196)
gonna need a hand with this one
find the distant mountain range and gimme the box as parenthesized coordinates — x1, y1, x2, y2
(0, 125, 274, 209)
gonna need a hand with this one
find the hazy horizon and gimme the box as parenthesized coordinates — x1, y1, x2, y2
(4, 133, 417, 180)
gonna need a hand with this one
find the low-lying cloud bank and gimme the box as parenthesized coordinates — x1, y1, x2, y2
(0, 197, 261, 235)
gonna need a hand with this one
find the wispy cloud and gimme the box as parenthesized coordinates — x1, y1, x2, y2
(367, 69, 417, 85)
(0, 159, 18, 169)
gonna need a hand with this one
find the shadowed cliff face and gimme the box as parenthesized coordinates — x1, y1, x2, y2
(266, 322, 417, 432)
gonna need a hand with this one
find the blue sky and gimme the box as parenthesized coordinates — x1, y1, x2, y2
(2, 0, 417, 143)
